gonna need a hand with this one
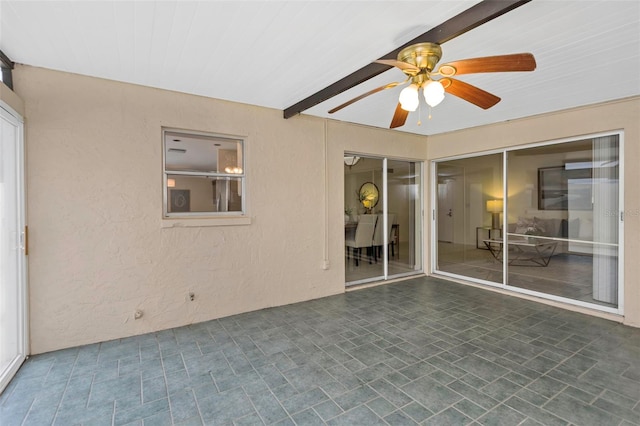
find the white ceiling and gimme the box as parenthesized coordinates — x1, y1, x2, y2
(1, 1, 639, 136)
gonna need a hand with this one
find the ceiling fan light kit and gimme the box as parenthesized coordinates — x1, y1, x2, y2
(328, 40, 536, 129)
(344, 156, 361, 167)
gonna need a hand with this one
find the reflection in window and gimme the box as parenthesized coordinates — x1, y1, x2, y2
(163, 129, 244, 217)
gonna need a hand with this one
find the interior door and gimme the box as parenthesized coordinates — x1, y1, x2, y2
(0, 103, 27, 393)
(437, 180, 455, 243)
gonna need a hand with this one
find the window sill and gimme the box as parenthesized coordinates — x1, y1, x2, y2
(161, 216, 251, 228)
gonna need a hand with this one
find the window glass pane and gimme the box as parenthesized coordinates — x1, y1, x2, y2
(436, 154, 503, 284)
(506, 136, 619, 308)
(164, 129, 245, 217)
(165, 131, 242, 174)
(167, 175, 242, 213)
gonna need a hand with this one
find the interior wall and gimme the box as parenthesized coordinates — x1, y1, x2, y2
(15, 65, 428, 354)
(427, 97, 640, 327)
(0, 81, 24, 116)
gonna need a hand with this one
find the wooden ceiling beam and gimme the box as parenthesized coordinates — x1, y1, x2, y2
(0, 49, 15, 90)
(283, 0, 531, 119)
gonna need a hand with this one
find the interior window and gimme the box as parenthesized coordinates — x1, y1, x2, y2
(163, 130, 245, 217)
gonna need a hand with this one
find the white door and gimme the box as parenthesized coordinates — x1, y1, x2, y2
(0, 103, 27, 393)
(437, 180, 455, 243)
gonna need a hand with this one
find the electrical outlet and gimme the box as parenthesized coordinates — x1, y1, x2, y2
(189, 292, 195, 301)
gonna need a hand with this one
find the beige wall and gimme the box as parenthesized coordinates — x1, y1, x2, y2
(0, 81, 24, 116)
(427, 97, 640, 327)
(15, 65, 428, 354)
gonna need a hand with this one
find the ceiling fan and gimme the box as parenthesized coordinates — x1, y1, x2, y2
(328, 42, 536, 128)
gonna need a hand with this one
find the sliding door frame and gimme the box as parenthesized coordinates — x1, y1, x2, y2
(345, 153, 424, 287)
(431, 131, 624, 316)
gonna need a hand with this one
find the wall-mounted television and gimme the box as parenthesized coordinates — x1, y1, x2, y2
(538, 165, 592, 210)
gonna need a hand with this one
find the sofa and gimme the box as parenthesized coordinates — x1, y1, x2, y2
(507, 216, 583, 255)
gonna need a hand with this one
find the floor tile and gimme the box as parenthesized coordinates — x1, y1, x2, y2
(326, 405, 386, 426)
(477, 403, 527, 425)
(312, 399, 343, 421)
(383, 410, 419, 425)
(402, 376, 463, 413)
(290, 408, 324, 425)
(422, 407, 473, 425)
(543, 392, 624, 426)
(249, 391, 289, 424)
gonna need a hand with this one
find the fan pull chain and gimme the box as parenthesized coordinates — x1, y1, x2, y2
(428, 106, 433, 120)
(417, 103, 422, 126)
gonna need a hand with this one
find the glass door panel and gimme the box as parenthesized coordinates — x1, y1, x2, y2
(435, 154, 503, 284)
(344, 157, 384, 284)
(387, 159, 422, 277)
(505, 136, 620, 308)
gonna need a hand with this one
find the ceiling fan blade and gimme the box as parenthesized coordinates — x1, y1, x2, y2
(442, 78, 501, 109)
(390, 103, 409, 128)
(374, 59, 420, 74)
(328, 81, 406, 114)
(436, 53, 536, 77)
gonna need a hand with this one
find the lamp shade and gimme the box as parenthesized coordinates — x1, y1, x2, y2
(344, 156, 361, 166)
(486, 199, 503, 213)
(423, 80, 445, 107)
(399, 84, 419, 111)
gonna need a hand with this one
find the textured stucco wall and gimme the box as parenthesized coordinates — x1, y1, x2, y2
(0, 81, 24, 116)
(15, 65, 428, 354)
(427, 97, 640, 327)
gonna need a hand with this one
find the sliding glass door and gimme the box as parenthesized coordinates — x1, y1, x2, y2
(505, 135, 620, 308)
(434, 133, 623, 313)
(344, 155, 422, 286)
(435, 154, 503, 285)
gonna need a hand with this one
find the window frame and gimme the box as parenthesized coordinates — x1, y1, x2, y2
(162, 128, 247, 221)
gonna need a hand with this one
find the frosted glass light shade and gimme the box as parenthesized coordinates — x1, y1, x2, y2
(399, 84, 419, 111)
(423, 80, 445, 107)
(344, 156, 360, 166)
(486, 199, 503, 213)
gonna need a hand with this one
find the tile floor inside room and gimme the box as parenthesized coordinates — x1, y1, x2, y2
(437, 242, 611, 308)
(1, 277, 639, 425)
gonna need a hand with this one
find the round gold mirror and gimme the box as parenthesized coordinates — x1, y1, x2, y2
(359, 182, 379, 210)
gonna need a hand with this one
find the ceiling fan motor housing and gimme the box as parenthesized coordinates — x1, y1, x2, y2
(397, 42, 442, 73)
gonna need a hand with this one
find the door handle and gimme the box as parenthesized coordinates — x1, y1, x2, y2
(447, 209, 453, 217)
(21, 226, 28, 256)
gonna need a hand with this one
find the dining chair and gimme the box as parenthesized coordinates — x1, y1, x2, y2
(345, 214, 377, 266)
(372, 214, 396, 262)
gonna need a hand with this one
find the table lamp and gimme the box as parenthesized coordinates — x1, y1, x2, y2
(486, 199, 503, 229)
